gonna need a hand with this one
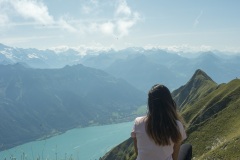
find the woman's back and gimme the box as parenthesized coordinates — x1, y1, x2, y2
(131, 116, 186, 160)
(131, 84, 188, 160)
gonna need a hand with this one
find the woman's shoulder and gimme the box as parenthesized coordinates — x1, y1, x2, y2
(135, 116, 146, 120)
(176, 120, 185, 129)
(176, 120, 183, 125)
(176, 120, 187, 140)
(134, 116, 147, 124)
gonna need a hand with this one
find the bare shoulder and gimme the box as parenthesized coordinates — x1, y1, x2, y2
(135, 116, 147, 124)
(176, 120, 184, 127)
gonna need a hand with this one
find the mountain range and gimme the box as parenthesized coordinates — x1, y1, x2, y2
(102, 69, 240, 160)
(0, 63, 145, 151)
(1, 43, 240, 158)
(1, 43, 240, 92)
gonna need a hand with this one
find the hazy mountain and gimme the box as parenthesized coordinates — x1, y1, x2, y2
(85, 49, 240, 92)
(79, 50, 128, 70)
(0, 43, 81, 68)
(99, 49, 189, 92)
(1, 43, 240, 92)
(105, 53, 180, 92)
(0, 63, 145, 151)
(101, 70, 240, 160)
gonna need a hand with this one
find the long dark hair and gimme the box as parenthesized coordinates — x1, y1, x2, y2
(146, 84, 181, 146)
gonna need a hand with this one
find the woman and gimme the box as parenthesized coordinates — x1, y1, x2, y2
(131, 84, 191, 160)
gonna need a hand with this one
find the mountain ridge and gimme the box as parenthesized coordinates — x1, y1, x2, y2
(185, 78, 240, 159)
(101, 70, 240, 160)
(172, 69, 217, 110)
(1, 43, 240, 92)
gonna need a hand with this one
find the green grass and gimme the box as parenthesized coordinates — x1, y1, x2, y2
(186, 83, 240, 159)
(182, 79, 240, 126)
(102, 138, 136, 160)
(200, 135, 240, 160)
(102, 79, 240, 160)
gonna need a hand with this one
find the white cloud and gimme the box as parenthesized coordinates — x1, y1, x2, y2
(51, 43, 113, 56)
(145, 44, 213, 53)
(116, 0, 131, 16)
(117, 19, 134, 36)
(83, 0, 141, 37)
(74, 43, 113, 55)
(0, 0, 78, 33)
(116, 12, 140, 37)
(92, 0, 140, 37)
(1, 0, 140, 36)
(10, 0, 54, 25)
(99, 22, 115, 35)
(0, 0, 142, 47)
(82, 5, 92, 14)
(0, 0, 10, 26)
(50, 45, 70, 53)
(81, 0, 99, 14)
(58, 18, 77, 33)
(0, 13, 9, 26)
(115, 0, 140, 37)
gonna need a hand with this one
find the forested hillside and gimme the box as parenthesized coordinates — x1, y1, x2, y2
(0, 63, 145, 151)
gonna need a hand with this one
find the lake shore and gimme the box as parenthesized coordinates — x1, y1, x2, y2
(0, 121, 133, 160)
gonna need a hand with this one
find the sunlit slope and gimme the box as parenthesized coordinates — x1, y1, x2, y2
(101, 70, 240, 160)
(185, 79, 240, 159)
(101, 138, 135, 160)
(172, 69, 217, 110)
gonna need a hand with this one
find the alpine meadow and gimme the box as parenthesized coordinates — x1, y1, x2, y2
(102, 70, 240, 160)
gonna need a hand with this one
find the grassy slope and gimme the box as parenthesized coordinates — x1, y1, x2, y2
(185, 79, 240, 159)
(173, 69, 217, 110)
(102, 77, 240, 160)
(101, 138, 136, 160)
(186, 99, 240, 159)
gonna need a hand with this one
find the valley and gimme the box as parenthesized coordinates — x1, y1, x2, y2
(0, 63, 145, 151)
(0, 44, 240, 159)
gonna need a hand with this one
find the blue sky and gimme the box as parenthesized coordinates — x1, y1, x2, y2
(0, 0, 240, 53)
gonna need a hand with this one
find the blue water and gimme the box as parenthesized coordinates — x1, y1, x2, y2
(0, 121, 133, 160)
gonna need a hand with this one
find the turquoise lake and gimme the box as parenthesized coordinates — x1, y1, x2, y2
(0, 121, 133, 160)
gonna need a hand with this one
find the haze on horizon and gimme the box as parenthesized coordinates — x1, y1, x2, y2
(0, 0, 240, 54)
